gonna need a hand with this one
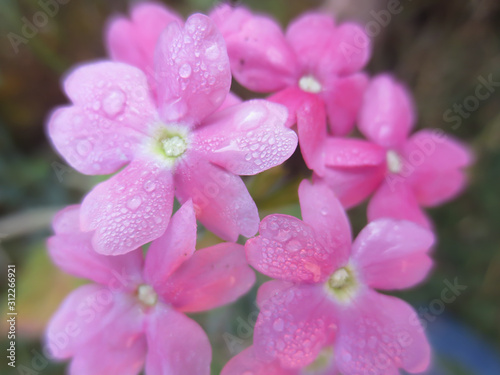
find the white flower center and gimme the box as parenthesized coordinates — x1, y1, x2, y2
(137, 284, 157, 306)
(325, 266, 359, 304)
(386, 150, 403, 174)
(299, 75, 322, 93)
(162, 135, 187, 158)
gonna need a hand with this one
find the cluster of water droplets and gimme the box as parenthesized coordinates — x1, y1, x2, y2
(91, 164, 169, 253)
(258, 287, 336, 369)
(255, 216, 332, 283)
(162, 16, 228, 111)
(339, 317, 406, 374)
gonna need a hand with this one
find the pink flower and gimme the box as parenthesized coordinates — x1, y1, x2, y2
(245, 180, 434, 374)
(45, 200, 255, 375)
(211, 5, 371, 137)
(222, 345, 337, 375)
(48, 14, 297, 255)
(314, 74, 473, 227)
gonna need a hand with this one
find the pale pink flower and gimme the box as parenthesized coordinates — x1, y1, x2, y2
(222, 345, 338, 375)
(48, 14, 297, 255)
(314, 74, 472, 228)
(211, 5, 371, 137)
(45, 200, 255, 375)
(245, 180, 433, 374)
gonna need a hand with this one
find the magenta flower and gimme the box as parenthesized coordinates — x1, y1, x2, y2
(48, 14, 297, 255)
(45, 200, 255, 375)
(211, 5, 371, 136)
(222, 345, 337, 375)
(314, 74, 472, 227)
(245, 180, 433, 373)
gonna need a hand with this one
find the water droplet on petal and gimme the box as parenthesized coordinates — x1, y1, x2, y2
(102, 89, 126, 118)
(273, 318, 284, 332)
(76, 139, 92, 157)
(179, 63, 192, 79)
(127, 196, 142, 211)
(143, 180, 156, 192)
(205, 42, 220, 60)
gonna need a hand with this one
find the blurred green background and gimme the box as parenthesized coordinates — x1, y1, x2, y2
(0, 0, 499, 374)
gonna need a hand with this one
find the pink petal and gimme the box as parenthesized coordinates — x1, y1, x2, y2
(368, 180, 432, 228)
(336, 290, 431, 375)
(145, 305, 211, 375)
(246, 214, 336, 283)
(68, 311, 146, 375)
(48, 233, 143, 291)
(155, 14, 231, 124)
(268, 86, 312, 128)
(81, 159, 174, 255)
(359, 74, 415, 148)
(174, 152, 259, 242)
(143, 200, 197, 293)
(159, 243, 255, 312)
(321, 72, 369, 136)
(298, 180, 352, 266)
(218, 91, 242, 111)
(48, 62, 157, 175)
(324, 22, 371, 76)
(317, 163, 385, 209)
(285, 13, 336, 75)
(254, 282, 336, 369)
(323, 138, 387, 168)
(105, 2, 183, 75)
(213, 6, 299, 92)
(351, 219, 434, 290)
(221, 346, 295, 375)
(296, 95, 328, 174)
(52, 204, 81, 233)
(403, 130, 472, 207)
(45, 285, 142, 359)
(194, 99, 297, 175)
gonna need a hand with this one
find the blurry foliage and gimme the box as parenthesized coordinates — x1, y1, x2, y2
(0, 0, 499, 374)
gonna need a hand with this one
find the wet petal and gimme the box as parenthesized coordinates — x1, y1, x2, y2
(298, 180, 352, 265)
(194, 99, 296, 175)
(81, 159, 174, 255)
(221, 346, 295, 375)
(175, 152, 259, 242)
(155, 14, 231, 124)
(48, 62, 157, 175)
(336, 290, 431, 375)
(246, 214, 336, 283)
(254, 282, 336, 369)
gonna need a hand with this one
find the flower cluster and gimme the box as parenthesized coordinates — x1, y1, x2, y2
(45, 2, 472, 375)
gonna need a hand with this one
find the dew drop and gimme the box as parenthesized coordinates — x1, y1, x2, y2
(76, 139, 92, 157)
(102, 89, 126, 118)
(273, 318, 284, 332)
(179, 63, 192, 79)
(143, 180, 156, 192)
(127, 196, 142, 211)
(286, 239, 302, 253)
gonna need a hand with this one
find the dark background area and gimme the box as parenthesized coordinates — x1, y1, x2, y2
(0, 0, 499, 374)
